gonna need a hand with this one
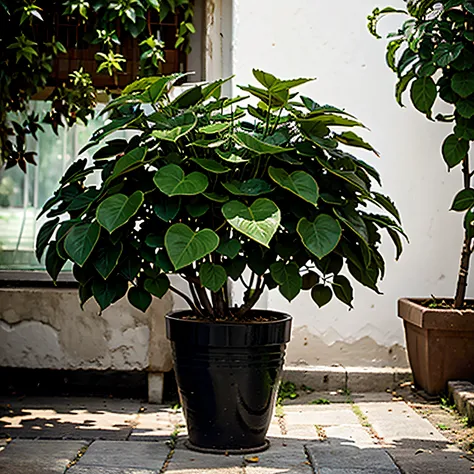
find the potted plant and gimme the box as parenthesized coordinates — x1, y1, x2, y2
(36, 70, 404, 452)
(369, 0, 474, 395)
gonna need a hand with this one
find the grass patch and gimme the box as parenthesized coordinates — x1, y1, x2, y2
(351, 404, 371, 428)
(277, 381, 298, 405)
(311, 398, 331, 405)
(437, 423, 450, 431)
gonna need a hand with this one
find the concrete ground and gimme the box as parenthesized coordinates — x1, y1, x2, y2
(1, 392, 474, 473)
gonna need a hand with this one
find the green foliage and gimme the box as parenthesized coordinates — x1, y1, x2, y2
(37, 70, 405, 319)
(368, 0, 474, 307)
(0, 0, 195, 171)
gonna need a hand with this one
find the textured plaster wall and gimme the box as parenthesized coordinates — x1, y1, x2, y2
(230, 0, 474, 367)
(0, 288, 173, 372)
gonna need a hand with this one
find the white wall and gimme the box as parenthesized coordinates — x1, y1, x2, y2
(229, 0, 470, 365)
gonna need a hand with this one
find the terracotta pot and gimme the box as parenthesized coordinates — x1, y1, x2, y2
(399, 298, 474, 395)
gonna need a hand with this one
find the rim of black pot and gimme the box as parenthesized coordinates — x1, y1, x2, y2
(166, 309, 292, 326)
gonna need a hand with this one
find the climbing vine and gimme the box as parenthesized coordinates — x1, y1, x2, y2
(0, 0, 195, 171)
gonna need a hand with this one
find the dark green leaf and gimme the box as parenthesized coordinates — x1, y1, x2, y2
(451, 188, 474, 211)
(128, 287, 152, 312)
(200, 263, 227, 292)
(442, 134, 469, 168)
(311, 284, 333, 308)
(332, 275, 353, 308)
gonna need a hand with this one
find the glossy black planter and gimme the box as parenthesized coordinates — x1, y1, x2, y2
(166, 311, 292, 454)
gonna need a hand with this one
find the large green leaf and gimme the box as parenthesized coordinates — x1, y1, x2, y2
(457, 97, 474, 119)
(270, 261, 302, 301)
(452, 72, 474, 98)
(154, 198, 180, 221)
(311, 284, 333, 308)
(64, 222, 101, 267)
(198, 123, 230, 134)
(334, 132, 379, 155)
(92, 277, 128, 311)
(36, 217, 60, 261)
(334, 208, 369, 243)
(154, 164, 208, 196)
(94, 242, 123, 279)
(222, 179, 274, 196)
(144, 274, 170, 298)
(216, 239, 241, 259)
(222, 199, 281, 247)
(233, 131, 290, 154)
(200, 263, 227, 292)
(109, 146, 147, 180)
(128, 287, 152, 312)
(268, 167, 319, 205)
(191, 158, 230, 174)
(332, 275, 354, 308)
(442, 134, 469, 168)
(297, 215, 342, 259)
(165, 223, 219, 270)
(410, 77, 436, 115)
(216, 149, 249, 163)
(96, 191, 144, 233)
(451, 188, 474, 211)
(151, 112, 197, 142)
(45, 242, 66, 283)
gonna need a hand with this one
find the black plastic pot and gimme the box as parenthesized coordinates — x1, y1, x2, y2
(166, 310, 292, 454)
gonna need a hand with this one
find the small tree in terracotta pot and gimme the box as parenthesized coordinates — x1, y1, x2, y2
(37, 70, 405, 452)
(369, 0, 474, 394)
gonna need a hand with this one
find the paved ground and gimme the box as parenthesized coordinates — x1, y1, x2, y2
(1, 392, 474, 473)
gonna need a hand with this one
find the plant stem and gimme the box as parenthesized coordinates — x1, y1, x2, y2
(236, 276, 264, 319)
(169, 285, 203, 317)
(454, 155, 473, 309)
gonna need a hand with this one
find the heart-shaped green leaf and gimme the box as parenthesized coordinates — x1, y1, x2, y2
(154, 198, 180, 222)
(109, 146, 147, 180)
(94, 242, 123, 279)
(442, 134, 469, 168)
(128, 287, 152, 312)
(234, 131, 290, 154)
(154, 164, 208, 196)
(451, 188, 474, 211)
(222, 179, 274, 196)
(410, 77, 436, 116)
(144, 274, 170, 298)
(311, 284, 333, 308)
(452, 72, 474, 98)
(217, 239, 241, 259)
(97, 191, 144, 233)
(268, 167, 319, 205)
(200, 263, 227, 292)
(198, 123, 230, 134)
(216, 149, 249, 163)
(92, 277, 128, 311)
(191, 158, 230, 174)
(36, 217, 60, 261)
(297, 215, 341, 258)
(332, 275, 354, 308)
(64, 222, 101, 267)
(151, 111, 197, 142)
(270, 261, 302, 301)
(165, 223, 219, 270)
(222, 199, 281, 247)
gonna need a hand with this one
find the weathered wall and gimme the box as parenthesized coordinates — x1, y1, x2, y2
(0, 288, 173, 372)
(229, 0, 473, 367)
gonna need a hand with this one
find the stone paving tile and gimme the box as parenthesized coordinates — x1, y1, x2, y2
(284, 405, 360, 427)
(245, 438, 312, 474)
(0, 439, 88, 474)
(129, 405, 177, 441)
(166, 440, 242, 474)
(384, 446, 474, 473)
(74, 440, 169, 470)
(0, 397, 140, 440)
(356, 401, 446, 444)
(67, 467, 157, 474)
